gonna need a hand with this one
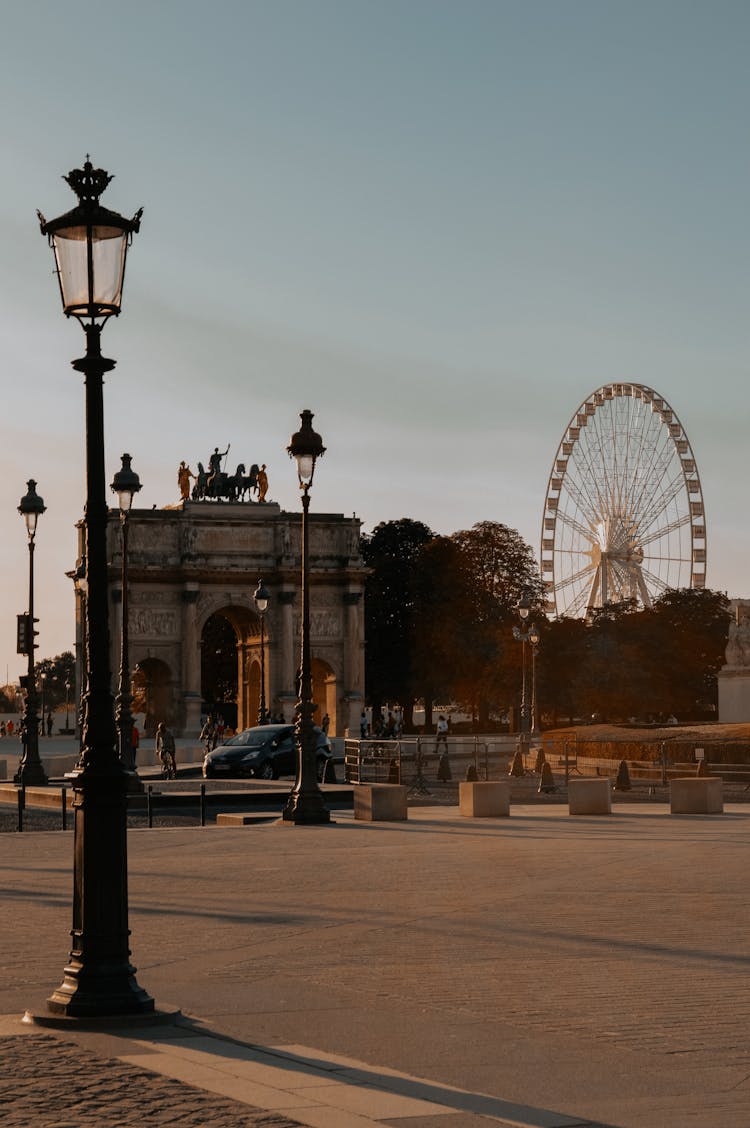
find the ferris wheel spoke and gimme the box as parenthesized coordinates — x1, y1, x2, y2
(636, 471, 687, 537)
(554, 561, 596, 594)
(637, 512, 691, 548)
(555, 510, 596, 545)
(639, 565, 670, 594)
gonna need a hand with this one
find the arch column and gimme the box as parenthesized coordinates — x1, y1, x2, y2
(180, 584, 201, 735)
(275, 589, 297, 722)
(341, 590, 364, 735)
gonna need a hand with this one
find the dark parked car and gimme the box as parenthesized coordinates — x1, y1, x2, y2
(202, 723, 334, 781)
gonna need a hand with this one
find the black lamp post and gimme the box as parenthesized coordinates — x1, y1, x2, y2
(254, 579, 270, 725)
(512, 590, 533, 754)
(15, 480, 47, 786)
(38, 158, 153, 1017)
(65, 679, 72, 732)
(529, 622, 540, 735)
(41, 673, 47, 733)
(111, 453, 142, 787)
(282, 410, 330, 825)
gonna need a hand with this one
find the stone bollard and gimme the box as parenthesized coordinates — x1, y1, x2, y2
(614, 759, 631, 791)
(509, 750, 525, 777)
(538, 762, 557, 794)
(568, 777, 612, 815)
(459, 780, 510, 817)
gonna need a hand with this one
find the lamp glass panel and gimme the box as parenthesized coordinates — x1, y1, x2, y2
(117, 489, 133, 513)
(52, 224, 127, 314)
(295, 453, 315, 484)
(24, 511, 37, 535)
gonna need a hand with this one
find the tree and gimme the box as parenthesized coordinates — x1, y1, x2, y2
(361, 519, 434, 726)
(34, 652, 75, 712)
(539, 588, 730, 724)
(404, 521, 544, 728)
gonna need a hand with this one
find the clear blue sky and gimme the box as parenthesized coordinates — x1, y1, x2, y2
(1, 0, 748, 683)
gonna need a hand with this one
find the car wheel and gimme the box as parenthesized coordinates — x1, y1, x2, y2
(259, 760, 276, 780)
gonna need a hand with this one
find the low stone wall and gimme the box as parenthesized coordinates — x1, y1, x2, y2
(542, 736, 750, 765)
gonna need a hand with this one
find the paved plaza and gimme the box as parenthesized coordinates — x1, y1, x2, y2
(1, 801, 749, 1127)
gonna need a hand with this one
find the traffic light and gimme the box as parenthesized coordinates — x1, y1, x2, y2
(16, 614, 29, 655)
(16, 614, 39, 655)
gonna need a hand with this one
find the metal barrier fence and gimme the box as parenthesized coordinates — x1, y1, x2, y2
(343, 737, 509, 785)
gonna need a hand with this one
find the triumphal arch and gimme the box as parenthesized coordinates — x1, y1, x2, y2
(72, 491, 366, 738)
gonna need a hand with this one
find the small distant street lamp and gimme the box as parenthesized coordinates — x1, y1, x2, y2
(254, 579, 270, 725)
(111, 452, 142, 786)
(41, 672, 48, 732)
(512, 590, 534, 755)
(65, 679, 72, 732)
(529, 622, 541, 735)
(15, 479, 47, 786)
(38, 158, 153, 1017)
(282, 410, 330, 824)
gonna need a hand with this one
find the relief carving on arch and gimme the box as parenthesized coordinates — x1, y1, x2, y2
(293, 610, 342, 639)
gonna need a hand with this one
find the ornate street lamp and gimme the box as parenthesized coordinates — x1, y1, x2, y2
(254, 578, 270, 725)
(65, 679, 72, 732)
(38, 159, 153, 1017)
(529, 622, 541, 735)
(282, 410, 330, 824)
(111, 452, 142, 787)
(15, 480, 47, 786)
(41, 673, 48, 733)
(512, 590, 533, 755)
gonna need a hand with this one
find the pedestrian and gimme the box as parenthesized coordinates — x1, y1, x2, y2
(0, 721, 5, 738)
(131, 723, 140, 765)
(215, 715, 225, 746)
(321, 712, 330, 734)
(359, 711, 368, 739)
(200, 715, 215, 752)
(46, 712, 53, 737)
(155, 722, 177, 779)
(7, 719, 14, 736)
(435, 714, 449, 754)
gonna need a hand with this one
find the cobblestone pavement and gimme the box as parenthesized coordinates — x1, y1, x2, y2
(0, 1033, 303, 1127)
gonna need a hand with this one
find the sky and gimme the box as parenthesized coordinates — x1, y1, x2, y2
(0, 0, 748, 685)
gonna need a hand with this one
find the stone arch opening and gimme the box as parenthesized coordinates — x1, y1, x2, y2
(200, 605, 267, 732)
(311, 657, 337, 735)
(132, 658, 173, 737)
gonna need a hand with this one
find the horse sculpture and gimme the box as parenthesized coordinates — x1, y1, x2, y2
(191, 461, 260, 502)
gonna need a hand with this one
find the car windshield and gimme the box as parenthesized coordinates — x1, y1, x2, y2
(223, 728, 289, 749)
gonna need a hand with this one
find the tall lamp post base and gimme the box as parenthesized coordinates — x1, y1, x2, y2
(46, 767, 154, 1018)
(282, 789, 332, 825)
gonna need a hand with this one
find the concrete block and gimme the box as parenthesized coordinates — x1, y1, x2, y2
(670, 776, 723, 814)
(568, 777, 612, 815)
(354, 784, 408, 822)
(459, 780, 510, 817)
(216, 813, 273, 826)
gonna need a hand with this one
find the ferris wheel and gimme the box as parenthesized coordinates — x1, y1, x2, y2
(541, 382, 707, 619)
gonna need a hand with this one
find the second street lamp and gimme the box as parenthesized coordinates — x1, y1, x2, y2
(254, 579, 270, 726)
(282, 410, 330, 825)
(38, 158, 153, 1018)
(529, 622, 540, 735)
(15, 480, 47, 786)
(512, 590, 533, 758)
(111, 452, 142, 786)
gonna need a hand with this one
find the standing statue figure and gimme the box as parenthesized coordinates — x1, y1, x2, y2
(257, 463, 268, 503)
(207, 445, 230, 498)
(192, 462, 208, 500)
(177, 460, 194, 501)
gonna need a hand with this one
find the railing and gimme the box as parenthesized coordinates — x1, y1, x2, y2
(343, 736, 503, 784)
